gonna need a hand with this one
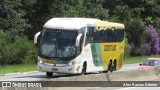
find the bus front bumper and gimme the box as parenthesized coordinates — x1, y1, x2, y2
(38, 62, 81, 74)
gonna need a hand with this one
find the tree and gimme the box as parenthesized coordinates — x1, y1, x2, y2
(142, 25, 160, 55)
(125, 18, 145, 56)
(112, 5, 131, 22)
(103, 0, 121, 16)
(82, 0, 109, 20)
(0, 0, 30, 33)
(125, 18, 144, 47)
(23, 0, 109, 39)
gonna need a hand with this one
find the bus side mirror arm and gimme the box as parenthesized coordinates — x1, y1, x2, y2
(34, 32, 41, 45)
(75, 34, 82, 47)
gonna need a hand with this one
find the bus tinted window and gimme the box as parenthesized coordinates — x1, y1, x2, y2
(103, 29, 124, 42)
(116, 29, 125, 42)
(86, 27, 124, 44)
(86, 27, 95, 45)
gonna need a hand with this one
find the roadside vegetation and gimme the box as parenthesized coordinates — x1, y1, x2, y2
(0, 0, 160, 73)
(0, 64, 37, 74)
(124, 55, 160, 64)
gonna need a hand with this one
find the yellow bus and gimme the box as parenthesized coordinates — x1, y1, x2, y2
(34, 18, 125, 77)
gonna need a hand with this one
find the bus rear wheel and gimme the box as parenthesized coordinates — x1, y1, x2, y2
(112, 61, 116, 71)
(107, 61, 113, 73)
(111, 64, 116, 72)
(46, 72, 53, 77)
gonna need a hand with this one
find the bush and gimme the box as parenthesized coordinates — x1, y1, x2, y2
(159, 39, 160, 54)
(141, 43, 151, 55)
(124, 18, 145, 56)
(124, 38, 133, 57)
(125, 18, 144, 48)
(130, 47, 142, 56)
(0, 31, 11, 65)
(0, 31, 37, 65)
(141, 25, 160, 55)
(10, 37, 37, 64)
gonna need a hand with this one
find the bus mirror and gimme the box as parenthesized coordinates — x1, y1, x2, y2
(34, 32, 41, 44)
(75, 34, 82, 47)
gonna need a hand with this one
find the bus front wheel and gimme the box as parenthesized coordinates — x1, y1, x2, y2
(81, 62, 87, 75)
(46, 72, 53, 77)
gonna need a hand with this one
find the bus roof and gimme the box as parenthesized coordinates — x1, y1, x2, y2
(95, 21, 125, 30)
(43, 18, 98, 29)
(43, 18, 124, 30)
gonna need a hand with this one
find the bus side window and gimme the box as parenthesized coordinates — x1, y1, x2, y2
(110, 27, 116, 42)
(105, 29, 112, 42)
(93, 31, 100, 43)
(86, 27, 124, 43)
(99, 30, 105, 42)
(104, 29, 110, 42)
(85, 27, 94, 45)
(104, 28, 124, 42)
(92, 29, 113, 43)
(116, 29, 124, 42)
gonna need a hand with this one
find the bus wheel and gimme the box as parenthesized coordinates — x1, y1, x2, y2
(111, 64, 116, 72)
(81, 62, 87, 75)
(108, 61, 112, 73)
(46, 72, 53, 77)
(112, 61, 116, 71)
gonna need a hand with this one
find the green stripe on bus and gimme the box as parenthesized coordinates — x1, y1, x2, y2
(91, 43, 103, 66)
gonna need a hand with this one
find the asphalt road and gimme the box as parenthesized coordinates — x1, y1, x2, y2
(0, 63, 140, 81)
(117, 63, 139, 71)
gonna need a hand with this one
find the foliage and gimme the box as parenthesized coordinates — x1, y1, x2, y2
(141, 43, 151, 55)
(154, 17, 160, 37)
(141, 25, 160, 55)
(124, 38, 133, 57)
(124, 18, 145, 56)
(125, 18, 145, 47)
(0, 0, 30, 32)
(1, 0, 160, 66)
(113, 5, 131, 22)
(130, 47, 142, 56)
(23, 0, 109, 39)
(0, 31, 37, 65)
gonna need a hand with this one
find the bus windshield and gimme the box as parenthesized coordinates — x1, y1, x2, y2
(39, 29, 78, 59)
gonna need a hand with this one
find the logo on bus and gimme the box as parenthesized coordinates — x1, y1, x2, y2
(104, 45, 116, 51)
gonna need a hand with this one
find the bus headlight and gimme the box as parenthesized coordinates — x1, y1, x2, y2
(38, 57, 42, 63)
(67, 61, 76, 66)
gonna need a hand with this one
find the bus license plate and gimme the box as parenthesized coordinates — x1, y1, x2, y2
(52, 68, 58, 71)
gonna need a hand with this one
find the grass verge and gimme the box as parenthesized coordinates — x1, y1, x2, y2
(0, 64, 37, 75)
(124, 55, 160, 64)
